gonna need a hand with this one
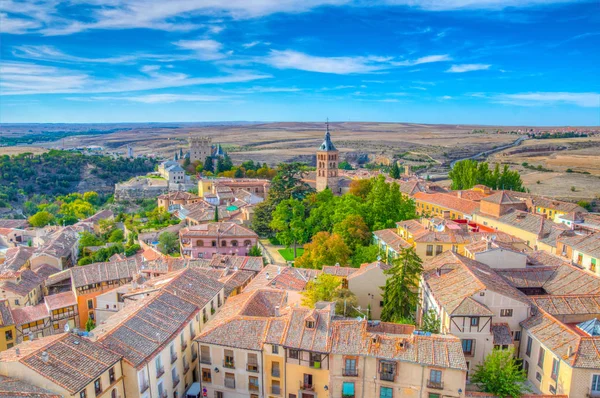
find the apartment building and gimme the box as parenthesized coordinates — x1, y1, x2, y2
(45, 258, 140, 327)
(0, 333, 125, 398)
(92, 268, 225, 398)
(158, 191, 201, 211)
(322, 261, 390, 320)
(0, 300, 15, 351)
(557, 233, 600, 276)
(179, 222, 259, 259)
(419, 252, 531, 372)
(329, 320, 467, 398)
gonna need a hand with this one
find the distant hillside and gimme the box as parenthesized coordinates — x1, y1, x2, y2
(0, 150, 157, 208)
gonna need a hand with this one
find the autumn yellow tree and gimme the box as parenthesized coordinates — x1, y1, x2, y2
(294, 231, 351, 269)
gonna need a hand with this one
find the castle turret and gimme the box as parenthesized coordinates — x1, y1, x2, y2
(189, 135, 212, 162)
(316, 122, 339, 193)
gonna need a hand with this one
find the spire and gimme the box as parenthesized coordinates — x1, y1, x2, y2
(319, 119, 337, 151)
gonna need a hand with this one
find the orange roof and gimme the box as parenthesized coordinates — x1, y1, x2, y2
(413, 192, 480, 215)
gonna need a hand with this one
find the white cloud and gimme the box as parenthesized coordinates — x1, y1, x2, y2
(441, 95, 453, 100)
(82, 94, 229, 103)
(446, 63, 491, 73)
(173, 39, 226, 60)
(261, 50, 451, 75)
(140, 65, 161, 73)
(493, 92, 599, 107)
(0, 0, 585, 36)
(391, 54, 452, 66)
(320, 85, 356, 91)
(242, 41, 262, 48)
(0, 61, 271, 95)
(13, 45, 139, 64)
(226, 86, 302, 93)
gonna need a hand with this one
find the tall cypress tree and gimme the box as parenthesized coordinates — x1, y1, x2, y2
(214, 206, 219, 222)
(390, 161, 401, 179)
(381, 247, 423, 323)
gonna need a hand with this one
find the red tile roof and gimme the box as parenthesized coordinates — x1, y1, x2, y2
(413, 192, 480, 215)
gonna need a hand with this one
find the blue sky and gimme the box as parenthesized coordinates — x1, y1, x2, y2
(1, 0, 599, 125)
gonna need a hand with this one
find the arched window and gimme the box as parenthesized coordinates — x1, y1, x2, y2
(111, 389, 117, 398)
(244, 240, 252, 247)
(231, 240, 238, 247)
(211, 241, 217, 247)
(196, 240, 204, 247)
(221, 240, 227, 247)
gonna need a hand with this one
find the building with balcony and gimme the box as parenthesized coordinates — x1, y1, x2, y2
(179, 222, 258, 259)
(91, 268, 224, 398)
(0, 333, 125, 398)
(419, 252, 531, 373)
(328, 320, 467, 398)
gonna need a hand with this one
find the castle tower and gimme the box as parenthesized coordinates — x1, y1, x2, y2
(316, 122, 339, 193)
(189, 135, 212, 162)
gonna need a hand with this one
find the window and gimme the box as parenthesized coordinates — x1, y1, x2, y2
(536, 372, 542, 382)
(500, 309, 513, 317)
(94, 378, 102, 396)
(430, 369, 442, 383)
(247, 353, 259, 372)
(156, 355, 164, 376)
(537, 348, 545, 368)
(109, 367, 115, 383)
(215, 392, 223, 398)
(272, 345, 279, 354)
(172, 367, 179, 386)
(470, 317, 479, 327)
(435, 245, 443, 255)
(305, 320, 315, 329)
(80, 391, 87, 398)
(111, 390, 116, 398)
(526, 336, 532, 356)
(202, 368, 212, 383)
(551, 358, 559, 381)
(224, 373, 235, 389)
(14, 299, 19, 306)
(344, 358, 357, 376)
(4, 330, 12, 340)
(523, 360, 529, 377)
(379, 361, 396, 381)
(380, 386, 393, 398)
(309, 352, 321, 368)
(224, 349, 235, 368)
(289, 349, 299, 359)
(88, 299, 94, 310)
(592, 375, 600, 392)
(342, 382, 355, 397)
(514, 331, 521, 342)
(452, 245, 458, 253)
(249, 376, 259, 391)
(426, 245, 434, 256)
(462, 339, 475, 356)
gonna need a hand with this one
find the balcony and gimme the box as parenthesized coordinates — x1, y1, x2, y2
(247, 362, 259, 373)
(184, 363, 190, 374)
(380, 372, 395, 382)
(224, 378, 236, 389)
(309, 361, 321, 369)
(156, 367, 164, 378)
(200, 356, 211, 364)
(192, 352, 198, 362)
(271, 368, 280, 378)
(343, 368, 358, 377)
(223, 359, 235, 369)
(271, 385, 281, 395)
(427, 380, 444, 390)
(300, 381, 314, 391)
(170, 354, 178, 364)
(173, 377, 180, 388)
(249, 383, 259, 392)
(181, 342, 188, 351)
(139, 381, 149, 394)
(160, 391, 168, 398)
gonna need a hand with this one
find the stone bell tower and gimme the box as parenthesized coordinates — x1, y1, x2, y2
(316, 121, 339, 194)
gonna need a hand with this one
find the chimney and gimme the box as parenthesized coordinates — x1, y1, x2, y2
(457, 191, 462, 199)
(277, 266, 281, 275)
(265, 272, 270, 280)
(567, 346, 573, 357)
(41, 351, 49, 363)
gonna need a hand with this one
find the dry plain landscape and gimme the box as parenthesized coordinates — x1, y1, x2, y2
(1, 122, 599, 200)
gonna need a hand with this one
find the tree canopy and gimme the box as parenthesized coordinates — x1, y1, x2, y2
(158, 231, 179, 255)
(270, 199, 309, 258)
(471, 348, 530, 398)
(381, 247, 423, 323)
(449, 160, 525, 192)
(301, 273, 342, 308)
(294, 232, 351, 269)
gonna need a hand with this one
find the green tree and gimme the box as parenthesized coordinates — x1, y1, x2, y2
(251, 200, 276, 237)
(28, 211, 55, 227)
(85, 318, 95, 331)
(270, 199, 308, 258)
(248, 245, 262, 257)
(234, 167, 244, 178)
(420, 309, 441, 333)
(471, 348, 529, 398)
(350, 245, 380, 267)
(294, 232, 351, 269)
(578, 200, 592, 211)
(301, 274, 341, 308)
(214, 206, 219, 222)
(203, 156, 214, 173)
(381, 247, 423, 322)
(108, 229, 124, 243)
(333, 214, 371, 251)
(83, 191, 100, 206)
(333, 289, 360, 317)
(390, 161, 401, 179)
(269, 162, 314, 202)
(158, 231, 179, 254)
(79, 232, 104, 249)
(338, 161, 353, 170)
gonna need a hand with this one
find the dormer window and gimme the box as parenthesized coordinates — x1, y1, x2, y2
(305, 321, 315, 329)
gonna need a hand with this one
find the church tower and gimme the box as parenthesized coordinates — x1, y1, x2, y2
(316, 122, 339, 193)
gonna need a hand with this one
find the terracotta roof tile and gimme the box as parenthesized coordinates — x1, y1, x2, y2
(0, 375, 61, 398)
(413, 192, 480, 215)
(44, 291, 77, 311)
